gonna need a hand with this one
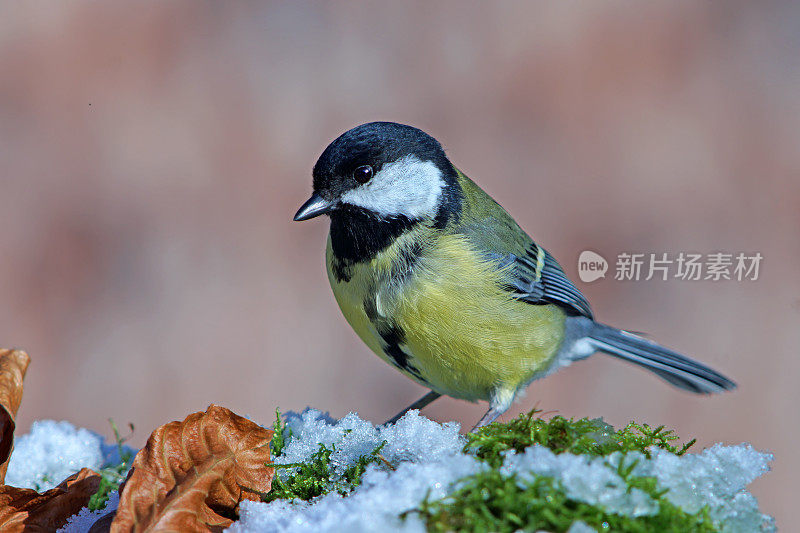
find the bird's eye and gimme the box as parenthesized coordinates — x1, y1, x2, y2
(353, 165, 374, 184)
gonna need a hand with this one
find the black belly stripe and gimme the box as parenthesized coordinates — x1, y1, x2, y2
(363, 297, 426, 382)
(380, 325, 425, 381)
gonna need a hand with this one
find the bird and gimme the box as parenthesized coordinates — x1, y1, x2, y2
(294, 121, 736, 430)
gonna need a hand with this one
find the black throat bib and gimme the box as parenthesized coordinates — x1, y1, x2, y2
(329, 205, 418, 266)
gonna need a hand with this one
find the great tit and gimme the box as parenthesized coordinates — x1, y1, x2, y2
(294, 121, 736, 429)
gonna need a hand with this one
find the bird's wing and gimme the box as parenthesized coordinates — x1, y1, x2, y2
(480, 240, 594, 319)
(452, 172, 593, 319)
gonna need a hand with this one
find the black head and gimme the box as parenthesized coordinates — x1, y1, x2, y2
(294, 122, 459, 222)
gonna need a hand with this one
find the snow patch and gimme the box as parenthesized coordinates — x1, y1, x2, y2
(6, 420, 105, 491)
(4, 410, 774, 533)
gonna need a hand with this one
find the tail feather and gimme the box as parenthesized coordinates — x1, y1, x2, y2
(588, 323, 737, 394)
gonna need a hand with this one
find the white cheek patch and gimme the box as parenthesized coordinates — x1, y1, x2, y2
(340, 155, 445, 219)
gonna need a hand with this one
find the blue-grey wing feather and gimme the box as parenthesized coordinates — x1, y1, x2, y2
(504, 245, 594, 319)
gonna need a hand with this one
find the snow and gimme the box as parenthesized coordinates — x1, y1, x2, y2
(233, 409, 482, 533)
(233, 409, 773, 533)
(500, 446, 659, 517)
(7, 409, 774, 533)
(633, 444, 775, 532)
(234, 454, 484, 533)
(274, 409, 465, 475)
(567, 521, 599, 533)
(3, 420, 132, 533)
(501, 445, 775, 531)
(6, 420, 106, 491)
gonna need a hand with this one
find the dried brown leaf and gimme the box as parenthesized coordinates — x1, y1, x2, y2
(0, 348, 30, 483)
(0, 467, 101, 532)
(109, 404, 274, 532)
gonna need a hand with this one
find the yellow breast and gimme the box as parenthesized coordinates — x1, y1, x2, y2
(327, 232, 566, 402)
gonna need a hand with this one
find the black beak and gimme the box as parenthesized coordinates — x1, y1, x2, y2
(293, 193, 336, 221)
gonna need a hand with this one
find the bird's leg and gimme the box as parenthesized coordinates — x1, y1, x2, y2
(471, 388, 515, 432)
(384, 390, 442, 425)
(471, 406, 505, 432)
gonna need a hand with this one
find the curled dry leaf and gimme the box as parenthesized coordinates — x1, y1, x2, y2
(0, 467, 101, 532)
(108, 404, 274, 532)
(0, 348, 30, 483)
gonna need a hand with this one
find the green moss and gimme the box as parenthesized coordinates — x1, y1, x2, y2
(409, 410, 711, 532)
(259, 408, 716, 531)
(413, 468, 716, 533)
(465, 409, 695, 468)
(87, 419, 134, 511)
(87, 467, 127, 511)
(342, 440, 387, 488)
(266, 442, 336, 502)
(264, 411, 389, 502)
(270, 408, 292, 458)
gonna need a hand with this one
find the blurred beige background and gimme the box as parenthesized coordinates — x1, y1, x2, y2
(1, 1, 796, 527)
